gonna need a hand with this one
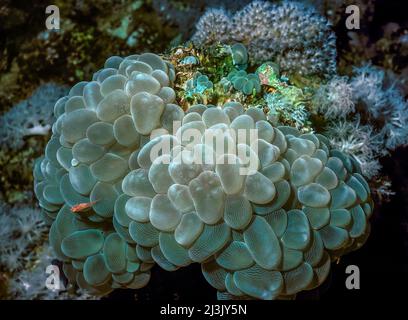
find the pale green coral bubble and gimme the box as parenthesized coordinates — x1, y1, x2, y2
(303, 206, 330, 230)
(223, 194, 252, 230)
(312, 149, 328, 165)
(254, 139, 280, 168)
(56, 147, 73, 171)
(225, 273, 244, 296)
(103, 233, 127, 273)
(128, 150, 140, 171)
(97, 89, 130, 123)
(291, 155, 323, 187)
(282, 262, 314, 295)
(126, 261, 140, 275)
(54, 96, 68, 117)
(90, 182, 118, 217)
(138, 53, 168, 73)
(100, 74, 127, 97)
(304, 230, 324, 267)
(167, 184, 194, 213)
(202, 107, 230, 128)
(234, 265, 283, 300)
(244, 216, 281, 269)
(157, 87, 176, 104)
(311, 252, 331, 288)
(160, 104, 184, 132)
(346, 175, 368, 202)
(125, 243, 139, 262)
(43, 184, 64, 205)
(288, 137, 316, 156)
(55, 205, 77, 238)
(113, 115, 140, 147)
(125, 74, 161, 96)
(129, 220, 159, 247)
(68, 164, 96, 195)
(244, 172, 276, 204)
(281, 246, 303, 271)
(326, 157, 347, 181)
(201, 260, 227, 291)
(86, 122, 115, 146)
(319, 224, 349, 250)
(112, 216, 135, 244)
(151, 246, 178, 272)
(148, 155, 173, 194)
(61, 229, 104, 259)
(223, 106, 240, 122)
(177, 121, 206, 147)
(104, 55, 123, 69)
(188, 223, 231, 262)
(174, 212, 204, 247)
(230, 115, 255, 138)
(216, 241, 254, 271)
(125, 196, 152, 222)
(60, 174, 90, 207)
(108, 142, 131, 158)
(118, 60, 136, 76)
(332, 150, 353, 173)
(261, 162, 286, 183)
(281, 210, 310, 250)
(112, 272, 134, 285)
(83, 254, 111, 286)
(127, 272, 151, 289)
(150, 194, 181, 232)
(122, 169, 156, 198)
(330, 181, 357, 209)
(114, 194, 132, 227)
(263, 209, 288, 238)
(65, 96, 85, 113)
(90, 153, 128, 182)
(72, 138, 105, 164)
(136, 245, 153, 262)
(315, 167, 338, 190)
(151, 69, 170, 87)
(330, 208, 351, 228)
(159, 232, 191, 267)
(83, 82, 103, 111)
(256, 180, 291, 213)
(256, 120, 275, 143)
(215, 154, 245, 195)
(97, 68, 117, 82)
(62, 109, 98, 143)
(245, 107, 266, 122)
(271, 128, 288, 153)
(126, 61, 152, 77)
(298, 183, 330, 207)
(187, 104, 207, 115)
(131, 91, 164, 135)
(349, 205, 367, 238)
(137, 135, 177, 168)
(49, 222, 68, 260)
(69, 81, 87, 97)
(189, 171, 225, 224)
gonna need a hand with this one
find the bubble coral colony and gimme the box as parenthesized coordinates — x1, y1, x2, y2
(32, 0, 406, 300)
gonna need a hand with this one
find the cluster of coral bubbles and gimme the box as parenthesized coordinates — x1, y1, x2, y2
(34, 52, 373, 300)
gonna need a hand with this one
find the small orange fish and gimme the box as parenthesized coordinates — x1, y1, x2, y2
(70, 200, 99, 213)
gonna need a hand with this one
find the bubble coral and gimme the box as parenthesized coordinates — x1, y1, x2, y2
(226, 70, 261, 95)
(34, 51, 373, 299)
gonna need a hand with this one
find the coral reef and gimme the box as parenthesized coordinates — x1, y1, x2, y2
(191, 1, 337, 79)
(33, 48, 373, 300)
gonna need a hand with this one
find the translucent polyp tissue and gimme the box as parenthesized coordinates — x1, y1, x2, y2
(34, 52, 373, 299)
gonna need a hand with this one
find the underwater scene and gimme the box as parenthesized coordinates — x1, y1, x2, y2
(0, 0, 407, 309)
